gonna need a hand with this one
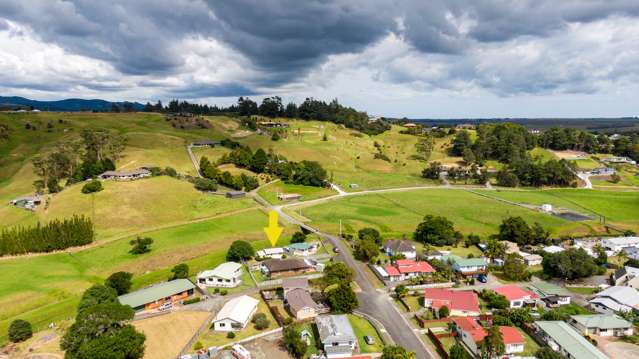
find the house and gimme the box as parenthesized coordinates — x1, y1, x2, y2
(191, 139, 220, 147)
(118, 279, 196, 313)
(226, 191, 246, 199)
(10, 195, 42, 210)
(613, 266, 639, 289)
(528, 282, 572, 307)
(493, 285, 539, 308)
(590, 167, 615, 176)
(424, 250, 450, 261)
(602, 236, 639, 253)
(383, 240, 417, 259)
(535, 321, 608, 359)
(453, 317, 524, 357)
(282, 277, 309, 294)
(543, 245, 565, 254)
(523, 253, 543, 266)
(603, 156, 637, 165)
(570, 314, 634, 337)
(286, 242, 318, 256)
(590, 285, 639, 313)
(197, 262, 243, 288)
(315, 315, 357, 358)
(261, 258, 313, 278)
(213, 295, 259, 332)
(98, 168, 151, 180)
(256, 247, 285, 259)
(277, 193, 302, 201)
(423, 288, 480, 317)
(623, 246, 639, 260)
(383, 259, 435, 281)
(286, 288, 319, 320)
(443, 255, 488, 276)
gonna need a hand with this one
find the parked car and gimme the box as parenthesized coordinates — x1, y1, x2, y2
(364, 335, 375, 345)
(476, 274, 487, 283)
(333, 247, 341, 253)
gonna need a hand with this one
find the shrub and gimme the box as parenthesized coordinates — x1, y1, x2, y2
(226, 240, 255, 261)
(271, 132, 280, 141)
(164, 167, 177, 177)
(129, 236, 153, 254)
(291, 231, 307, 244)
(8, 319, 32, 343)
(220, 289, 228, 296)
(254, 316, 270, 330)
(105, 271, 133, 295)
(438, 306, 449, 318)
(183, 297, 201, 305)
(193, 178, 217, 192)
(193, 341, 203, 350)
(170, 263, 189, 280)
(81, 180, 103, 194)
(226, 332, 235, 339)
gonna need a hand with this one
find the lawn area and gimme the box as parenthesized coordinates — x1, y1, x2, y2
(348, 314, 384, 353)
(196, 297, 278, 348)
(400, 296, 422, 312)
(566, 286, 598, 295)
(591, 168, 639, 188)
(529, 147, 558, 162)
(483, 188, 639, 232)
(134, 310, 210, 359)
(438, 336, 457, 353)
(518, 327, 540, 356)
(257, 181, 337, 204)
(293, 188, 590, 238)
(0, 209, 284, 344)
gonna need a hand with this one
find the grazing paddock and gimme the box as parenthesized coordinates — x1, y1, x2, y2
(134, 311, 211, 359)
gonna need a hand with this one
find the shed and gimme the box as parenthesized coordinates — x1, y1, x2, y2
(226, 190, 246, 199)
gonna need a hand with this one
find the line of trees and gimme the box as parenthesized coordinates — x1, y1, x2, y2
(0, 215, 94, 256)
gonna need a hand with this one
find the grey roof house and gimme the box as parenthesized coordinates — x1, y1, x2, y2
(590, 285, 639, 314)
(535, 321, 608, 359)
(383, 240, 417, 259)
(570, 314, 634, 337)
(315, 315, 357, 358)
(98, 168, 151, 180)
(285, 288, 320, 320)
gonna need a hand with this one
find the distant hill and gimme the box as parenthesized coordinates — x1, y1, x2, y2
(0, 96, 144, 112)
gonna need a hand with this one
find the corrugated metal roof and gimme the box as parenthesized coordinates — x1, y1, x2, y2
(536, 321, 608, 359)
(571, 314, 632, 329)
(118, 279, 195, 308)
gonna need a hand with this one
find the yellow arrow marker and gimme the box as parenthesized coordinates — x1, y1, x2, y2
(264, 211, 283, 247)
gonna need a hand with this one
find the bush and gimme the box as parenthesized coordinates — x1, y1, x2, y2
(226, 240, 255, 261)
(193, 341, 203, 350)
(183, 297, 201, 305)
(129, 236, 153, 254)
(438, 306, 449, 318)
(220, 289, 228, 296)
(226, 332, 235, 339)
(271, 132, 280, 141)
(8, 319, 32, 342)
(105, 271, 133, 295)
(254, 315, 270, 330)
(81, 180, 103, 194)
(164, 167, 177, 177)
(170, 263, 189, 280)
(291, 231, 307, 244)
(193, 177, 218, 192)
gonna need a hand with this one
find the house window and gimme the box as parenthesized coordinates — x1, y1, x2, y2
(219, 323, 225, 327)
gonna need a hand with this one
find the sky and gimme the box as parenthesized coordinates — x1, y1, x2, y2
(1, 0, 639, 118)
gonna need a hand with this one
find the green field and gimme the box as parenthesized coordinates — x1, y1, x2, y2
(257, 180, 337, 204)
(0, 209, 287, 344)
(292, 189, 591, 238)
(348, 314, 384, 353)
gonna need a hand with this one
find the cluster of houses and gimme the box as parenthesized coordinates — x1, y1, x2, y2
(422, 284, 631, 359)
(255, 242, 320, 259)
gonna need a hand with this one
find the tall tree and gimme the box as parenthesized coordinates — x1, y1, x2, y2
(479, 326, 505, 359)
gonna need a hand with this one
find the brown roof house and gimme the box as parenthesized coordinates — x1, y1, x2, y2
(383, 240, 417, 259)
(282, 277, 309, 294)
(286, 288, 320, 320)
(261, 258, 313, 278)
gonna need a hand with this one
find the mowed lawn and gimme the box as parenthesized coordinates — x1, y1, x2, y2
(295, 189, 588, 238)
(257, 181, 337, 204)
(0, 176, 257, 239)
(0, 209, 281, 344)
(482, 189, 639, 232)
(134, 311, 211, 359)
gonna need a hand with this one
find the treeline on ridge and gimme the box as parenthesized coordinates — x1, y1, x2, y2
(0, 216, 94, 256)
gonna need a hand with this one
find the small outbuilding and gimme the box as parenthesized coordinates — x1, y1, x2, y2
(277, 193, 302, 201)
(226, 190, 246, 199)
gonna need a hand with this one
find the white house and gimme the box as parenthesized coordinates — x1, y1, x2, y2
(614, 266, 639, 290)
(543, 245, 565, 254)
(197, 262, 243, 288)
(602, 237, 639, 253)
(213, 295, 259, 332)
(383, 240, 417, 259)
(570, 314, 634, 337)
(522, 253, 543, 266)
(256, 247, 285, 259)
(590, 286, 639, 314)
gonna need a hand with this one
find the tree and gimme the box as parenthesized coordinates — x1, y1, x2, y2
(226, 240, 255, 261)
(47, 177, 62, 193)
(449, 342, 471, 359)
(540, 309, 566, 321)
(73, 324, 145, 359)
(462, 147, 476, 165)
(421, 161, 443, 180)
(164, 167, 177, 177)
(479, 325, 505, 359)
(82, 180, 103, 194)
(283, 325, 308, 358)
(105, 272, 133, 295)
(77, 284, 118, 312)
(535, 347, 566, 359)
(129, 237, 153, 255)
(271, 131, 280, 141)
(484, 238, 506, 261)
(438, 305, 450, 318)
(326, 284, 358, 313)
(498, 216, 533, 246)
(394, 285, 408, 298)
(291, 231, 307, 244)
(8, 319, 33, 342)
(415, 135, 434, 161)
(323, 262, 354, 287)
(451, 130, 472, 156)
(252, 313, 270, 330)
(250, 148, 268, 173)
(354, 238, 380, 262)
(502, 253, 531, 281)
(381, 345, 414, 359)
(593, 243, 608, 266)
(508, 307, 533, 326)
(542, 248, 601, 280)
(413, 215, 458, 246)
(358, 227, 382, 246)
(170, 263, 189, 280)
(193, 178, 218, 191)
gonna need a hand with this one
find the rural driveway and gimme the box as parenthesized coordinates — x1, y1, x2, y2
(273, 201, 436, 359)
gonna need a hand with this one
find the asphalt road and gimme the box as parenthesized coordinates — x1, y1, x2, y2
(274, 205, 435, 359)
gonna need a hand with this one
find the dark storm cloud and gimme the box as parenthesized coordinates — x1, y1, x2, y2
(170, 83, 257, 98)
(2, 0, 639, 96)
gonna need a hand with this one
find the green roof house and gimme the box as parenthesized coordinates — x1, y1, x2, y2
(570, 314, 634, 337)
(286, 242, 319, 256)
(528, 282, 572, 307)
(443, 255, 488, 276)
(118, 279, 196, 312)
(535, 321, 608, 359)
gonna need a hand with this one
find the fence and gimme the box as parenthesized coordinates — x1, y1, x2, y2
(406, 282, 454, 291)
(427, 328, 453, 359)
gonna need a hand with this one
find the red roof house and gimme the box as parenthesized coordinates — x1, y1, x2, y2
(423, 288, 480, 316)
(494, 285, 539, 308)
(453, 317, 525, 356)
(383, 259, 435, 282)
